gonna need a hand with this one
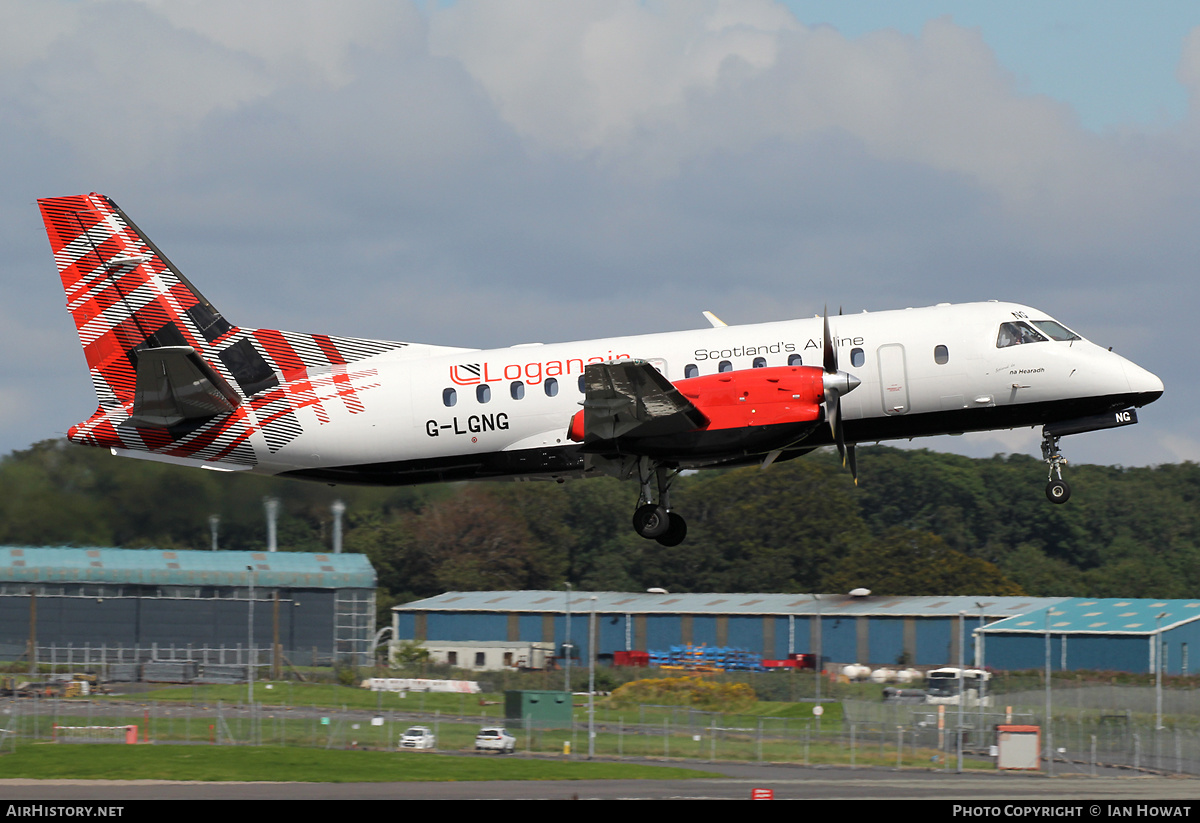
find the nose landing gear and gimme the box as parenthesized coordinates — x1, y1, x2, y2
(631, 460, 688, 546)
(1042, 434, 1071, 504)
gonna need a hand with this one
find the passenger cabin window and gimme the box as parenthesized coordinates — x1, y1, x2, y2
(545, 378, 559, 397)
(996, 322, 1048, 348)
(510, 381, 525, 400)
(934, 345, 949, 365)
(850, 348, 865, 368)
(442, 388, 457, 407)
(753, 357, 767, 368)
(476, 384, 491, 403)
(684, 364, 699, 379)
(718, 360, 732, 373)
(788, 354, 803, 366)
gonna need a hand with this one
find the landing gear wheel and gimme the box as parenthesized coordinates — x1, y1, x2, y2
(1046, 479, 1071, 504)
(633, 504, 670, 538)
(655, 513, 688, 547)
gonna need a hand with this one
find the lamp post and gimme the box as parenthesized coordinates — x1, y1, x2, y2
(1044, 608, 1052, 775)
(957, 611, 966, 772)
(247, 565, 255, 705)
(976, 601, 986, 741)
(588, 596, 597, 759)
(813, 594, 822, 705)
(1156, 612, 1167, 731)
(563, 583, 572, 693)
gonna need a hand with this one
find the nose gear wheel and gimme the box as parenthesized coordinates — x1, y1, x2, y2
(1042, 434, 1071, 504)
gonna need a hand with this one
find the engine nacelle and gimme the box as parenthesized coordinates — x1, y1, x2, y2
(568, 365, 826, 444)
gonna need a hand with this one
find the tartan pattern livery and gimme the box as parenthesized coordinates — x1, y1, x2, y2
(39, 194, 405, 465)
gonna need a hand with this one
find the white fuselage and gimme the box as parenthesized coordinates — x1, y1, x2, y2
(254, 301, 1162, 484)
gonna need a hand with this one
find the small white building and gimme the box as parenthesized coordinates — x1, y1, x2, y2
(412, 640, 555, 671)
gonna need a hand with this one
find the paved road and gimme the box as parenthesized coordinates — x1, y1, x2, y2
(2, 761, 1197, 800)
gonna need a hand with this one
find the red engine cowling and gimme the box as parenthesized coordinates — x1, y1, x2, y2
(568, 365, 825, 442)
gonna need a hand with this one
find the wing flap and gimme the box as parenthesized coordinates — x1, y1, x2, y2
(575, 360, 707, 442)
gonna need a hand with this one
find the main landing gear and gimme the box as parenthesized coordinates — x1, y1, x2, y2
(631, 460, 687, 546)
(1041, 433, 1070, 504)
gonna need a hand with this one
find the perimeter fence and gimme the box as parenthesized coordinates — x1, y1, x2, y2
(2, 687, 1197, 774)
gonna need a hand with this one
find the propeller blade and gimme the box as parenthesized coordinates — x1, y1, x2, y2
(822, 308, 837, 374)
(827, 389, 841, 440)
(822, 304, 861, 483)
(834, 408, 845, 463)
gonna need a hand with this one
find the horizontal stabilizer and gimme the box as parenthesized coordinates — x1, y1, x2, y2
(131, 346, 241, 428)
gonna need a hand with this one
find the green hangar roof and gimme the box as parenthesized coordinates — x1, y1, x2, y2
(1, 546, 375, 589)
(982, 597, 1200, 636)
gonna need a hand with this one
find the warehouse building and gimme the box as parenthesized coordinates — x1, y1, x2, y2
(979, 597, 1200, 675)
(0, 546, 376, 667)
(393, 590, 1067, 670)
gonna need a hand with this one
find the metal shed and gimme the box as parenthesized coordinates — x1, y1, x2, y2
(394, 590, 1066, 669)
(979, 598, 1200, 675)
(0, 546, 376, 667)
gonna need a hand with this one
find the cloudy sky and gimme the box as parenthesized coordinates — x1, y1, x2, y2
(2, 0, 1197, 470)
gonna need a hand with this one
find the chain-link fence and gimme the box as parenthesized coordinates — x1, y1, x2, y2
(1, 642, 344, 680)
(3, 677, 1197, 773)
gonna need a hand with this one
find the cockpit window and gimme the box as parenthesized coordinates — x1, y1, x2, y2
(996, 322, 1048, 348)
(1030, 320, 1081, 342)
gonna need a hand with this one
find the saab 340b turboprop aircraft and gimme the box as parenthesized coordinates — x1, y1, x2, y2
(38, 194, 1164, 546)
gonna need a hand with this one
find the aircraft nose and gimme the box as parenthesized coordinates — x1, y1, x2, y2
(1122, 360, 1164, 405)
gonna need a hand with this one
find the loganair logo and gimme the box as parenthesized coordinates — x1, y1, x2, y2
(450, 351, 632, 386)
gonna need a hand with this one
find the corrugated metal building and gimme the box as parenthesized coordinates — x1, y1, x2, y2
(980, 598, 1200, 675)
(1, 547, 376, 664)
(394, 591, 1067, 668)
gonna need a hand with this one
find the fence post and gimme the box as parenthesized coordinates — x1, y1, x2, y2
(850, 721, 856, 770)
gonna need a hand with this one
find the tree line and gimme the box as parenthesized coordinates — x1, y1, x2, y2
(3, 439, 1199, 608)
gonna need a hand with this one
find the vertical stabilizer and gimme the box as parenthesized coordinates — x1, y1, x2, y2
(38, 194, 414, 468)
(38, 193, 235, 410)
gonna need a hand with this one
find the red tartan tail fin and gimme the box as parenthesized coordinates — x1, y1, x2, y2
(38, 193, 240, 414)
(38, 194, 410, 465)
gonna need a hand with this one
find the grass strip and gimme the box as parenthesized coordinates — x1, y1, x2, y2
(0, 744, 718, 783)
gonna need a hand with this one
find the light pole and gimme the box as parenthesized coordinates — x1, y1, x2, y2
(564, 583, 572, 693)
(1044, 608, 1052, 775)
(813, 594, 822, 705)
(247, 565, 255, 705)
(957, 611, 965, 773)
(1156, 612, 1168, 731)
(976, 601, 986, 741)
(588, 596, 597, 759)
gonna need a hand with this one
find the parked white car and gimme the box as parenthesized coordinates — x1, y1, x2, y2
(474, 727, 516, 754)
(399, 725, 436, 750)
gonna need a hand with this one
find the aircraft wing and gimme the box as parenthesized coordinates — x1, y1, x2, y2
(573, 360, 708, 443)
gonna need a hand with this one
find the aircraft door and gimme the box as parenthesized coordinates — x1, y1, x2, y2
(877, 344, 909, 415)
